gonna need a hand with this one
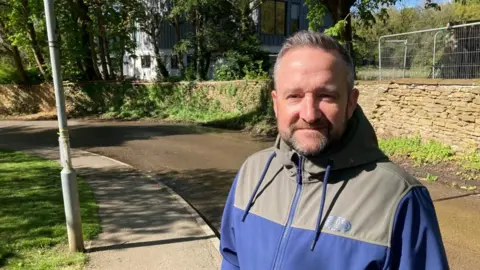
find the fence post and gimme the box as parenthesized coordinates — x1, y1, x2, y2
(403, 40, 408, 78)
(432, 30, 443, 79)
(378, 37, 382, 80)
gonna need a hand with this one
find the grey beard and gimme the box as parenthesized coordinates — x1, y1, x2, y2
(281, 129, 330, 157)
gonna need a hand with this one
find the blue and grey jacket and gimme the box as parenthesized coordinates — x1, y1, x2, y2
(220, 106, 449, 269)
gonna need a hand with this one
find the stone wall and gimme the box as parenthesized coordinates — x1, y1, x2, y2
(0, 83, 56, 115)
(1, 79, 479, 151)
(356, 79, 480, 151)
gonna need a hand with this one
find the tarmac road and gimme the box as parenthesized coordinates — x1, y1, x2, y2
(1, 120, 479, 269)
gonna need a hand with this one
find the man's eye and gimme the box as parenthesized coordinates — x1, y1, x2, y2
(287, 94, 301, 99)
(319, 94, 335, 100)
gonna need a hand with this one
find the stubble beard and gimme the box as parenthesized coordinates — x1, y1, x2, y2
(280, 124, 331, 157)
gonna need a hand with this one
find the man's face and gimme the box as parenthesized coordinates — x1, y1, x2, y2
(272, 46, 359, 156)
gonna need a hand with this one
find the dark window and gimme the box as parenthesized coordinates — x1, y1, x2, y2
(141, 55, 151, 68)
(171, 55, 179, 69)
(290, 3, 300, 34)
(261, 0, 286, 35)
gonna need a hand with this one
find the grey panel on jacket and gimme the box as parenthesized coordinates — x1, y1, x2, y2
(234, 151, 423, 247)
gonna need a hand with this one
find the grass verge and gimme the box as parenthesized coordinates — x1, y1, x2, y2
(379, 136, 480, 182)
(0, 149, 101, 269)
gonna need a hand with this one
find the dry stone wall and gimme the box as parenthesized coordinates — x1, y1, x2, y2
(356, 79, 480, 151)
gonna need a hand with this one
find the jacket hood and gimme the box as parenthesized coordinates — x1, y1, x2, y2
(273, 106, 387, 182)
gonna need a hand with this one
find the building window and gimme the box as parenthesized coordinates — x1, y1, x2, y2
(171, 55, 179, 69)
(261, 0, 286, 35)
(290, 3, 300, 34)
(141, 55, 151, 68)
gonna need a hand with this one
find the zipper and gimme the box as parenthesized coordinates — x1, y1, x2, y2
(272, 156, 304, 270)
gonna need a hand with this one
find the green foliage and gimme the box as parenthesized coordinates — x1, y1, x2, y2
(73, 81, 275, 135)
(324, 19, 348, 40)
(379, 136, 454, 166)
(425, 173, 439, 182)
(0, 65, 43, 84)
(0, 149, 100, 269)
(243, 60, 269, 80)
(456, 149, 480, 180)
(379, 136, 479, 181)
(304, 0, 397, 43)
(213, 39, 271, 81)
(304, 0, 329, 31)
(0, 0, 268, 83)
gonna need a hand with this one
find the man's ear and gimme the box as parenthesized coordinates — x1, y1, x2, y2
(271, 90, 278, 117)
(347, 88, 359, 119)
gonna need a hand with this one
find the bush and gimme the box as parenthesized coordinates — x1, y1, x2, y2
(0, 66, 44, 84)
(0, 66, 18, 84)
(213, 39, 271, 81)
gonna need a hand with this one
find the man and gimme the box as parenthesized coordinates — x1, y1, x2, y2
(219, 31, 449, 270)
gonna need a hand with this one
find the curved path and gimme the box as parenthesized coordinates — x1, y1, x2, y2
(1, 120, 478, 269)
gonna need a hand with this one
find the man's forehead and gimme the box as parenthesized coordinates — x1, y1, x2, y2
(275, 47, 348, 91)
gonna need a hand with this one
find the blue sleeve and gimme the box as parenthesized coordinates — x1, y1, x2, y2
(388, 187, 449, 270)
(220, 173, 240, 269)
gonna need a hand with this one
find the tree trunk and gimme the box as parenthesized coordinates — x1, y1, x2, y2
(12, 46, 29, 84)
(203, 52, 211, 80)
(105, 40, 114, 79)
(76, 0, 100, 80)
(195, 10, 203, 80)
(0, 19, 28, 83)
(89, 32, 102, 79)
(19, 0, 47, 78)
(153, 37, 169, 79)
(173, 17, 185, 76)
(151, 23, 169, 80)
(94, 1, 109, 80)
(343, 14, 356, 76)
(119, 37, 125, 80)
(325, 1, 355, 64)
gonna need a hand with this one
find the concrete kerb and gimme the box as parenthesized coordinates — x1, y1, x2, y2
(0, 143, 221, 257)
(76, 149, 222, 252)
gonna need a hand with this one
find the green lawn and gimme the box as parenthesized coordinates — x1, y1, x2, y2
(0, 149, 101, 269)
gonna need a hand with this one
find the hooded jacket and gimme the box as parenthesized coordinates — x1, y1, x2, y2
(219, 106, 448, 270)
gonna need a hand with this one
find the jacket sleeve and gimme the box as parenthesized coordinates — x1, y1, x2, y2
(220, 173, 240, 269)
(388, 186, 449, 270)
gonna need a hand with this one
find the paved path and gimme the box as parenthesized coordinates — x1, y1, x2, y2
(0, 143, 221, 269)
(1, 120, 479, 269)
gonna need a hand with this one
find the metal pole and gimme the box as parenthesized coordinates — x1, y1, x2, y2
(378, 21, 480, 40)
(432, 30, 443, 79)
(378, 37, 382, 80)
(403, 40, 408, 78)
(43, 0, 84, 252)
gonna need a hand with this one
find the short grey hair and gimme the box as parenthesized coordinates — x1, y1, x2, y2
(273, 30, 355, 91)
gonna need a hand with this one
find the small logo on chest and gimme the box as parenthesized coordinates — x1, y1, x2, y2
(325, 216, 351, 233)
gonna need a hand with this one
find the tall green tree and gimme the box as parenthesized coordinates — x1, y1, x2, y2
(0, 17, 28, 83)
(304, 0, 397, 54)
(170, 0, 256, 80)
(5, 0, 48, 78)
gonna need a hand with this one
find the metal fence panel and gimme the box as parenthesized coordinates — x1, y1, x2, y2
(354, 22, 480, 80)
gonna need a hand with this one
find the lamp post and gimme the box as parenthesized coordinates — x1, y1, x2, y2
(43, 0, 84, 252)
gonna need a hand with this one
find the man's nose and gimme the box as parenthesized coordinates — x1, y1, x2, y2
(300, 96, 321, 124)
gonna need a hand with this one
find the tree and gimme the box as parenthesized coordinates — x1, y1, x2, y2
(170, 0, 263, 80)
(305, 0, 397, 56)
(0, 17, 28, 83)
(8, 0, 48, 78)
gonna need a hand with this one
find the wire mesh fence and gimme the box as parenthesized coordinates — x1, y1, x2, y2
(353, 22, 480, 80)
